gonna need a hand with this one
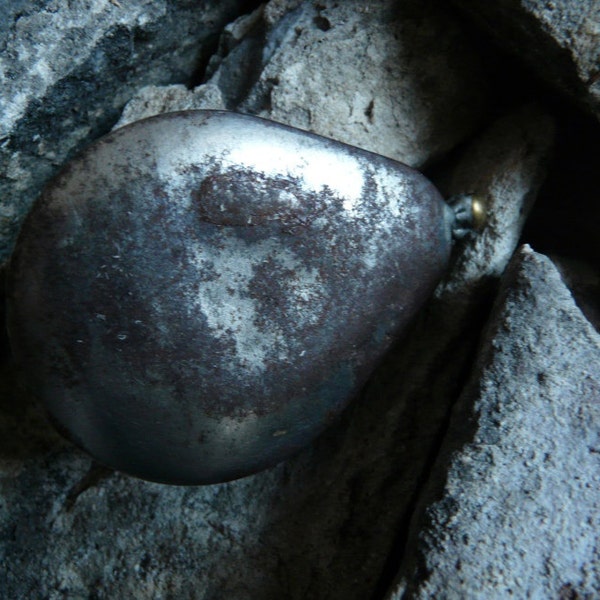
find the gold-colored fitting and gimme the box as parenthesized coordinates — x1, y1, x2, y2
(470, 195, 487, 231)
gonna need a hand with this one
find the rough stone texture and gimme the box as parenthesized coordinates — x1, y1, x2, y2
(452, 0, 600, 122)
(234, 0, 488, 167)
(389, 246, 600, 599)
(0, 0, 250, 261)
(7, 0, 600, 598)
(115, 83, 226, 127)
(553, 256, 600, 331)
(120, 0, 488, 167)
(434, 104, 554, 298)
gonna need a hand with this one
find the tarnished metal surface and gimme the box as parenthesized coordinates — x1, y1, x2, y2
(6, 110, 454, 484)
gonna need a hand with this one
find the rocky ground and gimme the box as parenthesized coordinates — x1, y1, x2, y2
(1, 0, 599, 598)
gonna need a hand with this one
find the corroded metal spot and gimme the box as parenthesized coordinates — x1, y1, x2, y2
(6, 110, 454, 484)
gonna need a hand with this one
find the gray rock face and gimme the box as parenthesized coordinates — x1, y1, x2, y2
(115, 83, 227, 127)
(231, 0, 488, 167)
(390, 246, 600, 599)
(0, 0, 249, 261)
(452, 0, 600, 121)
(3, 0, 600, 598)
(120, 0, 488, 167)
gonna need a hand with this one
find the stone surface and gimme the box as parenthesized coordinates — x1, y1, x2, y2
(0, 0, 250, 261)
(115, 83, 226, 128)
(452, 0, 600, 122)
(234, 0, 488, 167)
(8, 0, 600, 598)
(120, 0, 488, 167)
(553, 256, 600, 331)
(389, 245, 600, 599)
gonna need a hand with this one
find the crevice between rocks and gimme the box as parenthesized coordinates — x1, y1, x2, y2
(369, 293, 497, 600)
(188, 0, 265, 90)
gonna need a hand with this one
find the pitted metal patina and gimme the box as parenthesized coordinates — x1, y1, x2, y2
(6, 110, 455, 484)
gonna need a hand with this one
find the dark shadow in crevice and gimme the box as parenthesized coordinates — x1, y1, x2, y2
(0, 263, 10, 365)
(187, 0, 265, 90)
(519, 104, 600, 332)
(0, 254, 71, 460)
(0, 358, 66, 460)
(521, 106, 600, 265)
(422, 5, 550, 182)
(369, 307, 496, 599)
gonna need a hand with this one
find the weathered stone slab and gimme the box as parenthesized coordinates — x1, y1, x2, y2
(120, 0, 489, 167)
(389, 246, 600, 599)
(0, 0, 249, 261)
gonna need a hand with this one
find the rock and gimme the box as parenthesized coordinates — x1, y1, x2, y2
(121, 0, 489, 167)
(451, 0, 600, 122)
(234, 0, 489, 167)
(553, 256, 600, 331)
(434, 104, 555, 299)
(0, 0, 250, 262)
(3, 0, 579, 597)
(115, 83, 226, 128)
(389, 246, 600, 599)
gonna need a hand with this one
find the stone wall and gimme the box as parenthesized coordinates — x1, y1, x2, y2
(1, 1, 599, 598)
